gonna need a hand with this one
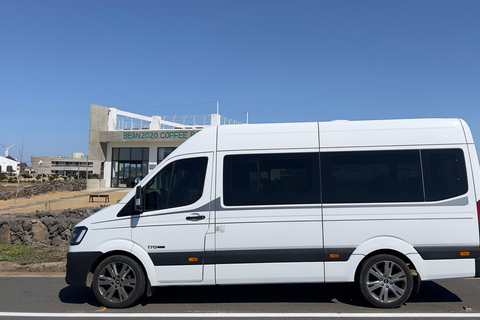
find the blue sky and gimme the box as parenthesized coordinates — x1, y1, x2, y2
(1, 0, 479, 164)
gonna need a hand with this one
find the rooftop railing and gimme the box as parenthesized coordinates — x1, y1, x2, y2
(115, 115, 151, 130)
(113, 114, 243, 131)
(157, 115, 211, 129)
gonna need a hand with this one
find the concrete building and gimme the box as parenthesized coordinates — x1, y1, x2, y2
(31, 153, 93, 176)
(88, 104, 242, 188)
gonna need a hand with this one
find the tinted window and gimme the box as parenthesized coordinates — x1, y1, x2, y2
(422, 149, 468, 201)
(223, 153, 320, 206)
(144, 157, 208, 211)
(157, 147, 177, 164)
(131, 148, 144, 161)
(321, 150, 423, 203)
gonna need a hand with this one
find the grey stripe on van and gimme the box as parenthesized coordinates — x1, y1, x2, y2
(149, 247, 355, 266)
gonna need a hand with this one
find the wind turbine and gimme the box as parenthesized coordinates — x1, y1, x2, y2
(0, 143, 16, 158)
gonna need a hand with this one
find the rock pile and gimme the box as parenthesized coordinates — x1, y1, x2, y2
(0, 180, 86, 201)
(0, 207, 101, 247)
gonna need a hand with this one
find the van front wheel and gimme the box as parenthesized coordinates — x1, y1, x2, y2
(358, 254, 413, 308)
(92, 255, 146, 308)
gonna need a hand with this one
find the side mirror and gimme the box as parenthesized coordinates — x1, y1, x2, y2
(134, 186, 144, 213)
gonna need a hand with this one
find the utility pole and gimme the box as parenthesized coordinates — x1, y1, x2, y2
(217, 101, 219, 114)
(85, 156, 89, 189)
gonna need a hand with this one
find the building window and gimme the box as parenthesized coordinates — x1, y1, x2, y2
(157, 147, 176, 164)
(111, 148, 149, 188)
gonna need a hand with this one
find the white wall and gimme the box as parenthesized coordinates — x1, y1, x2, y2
(0, 156, 19, 175)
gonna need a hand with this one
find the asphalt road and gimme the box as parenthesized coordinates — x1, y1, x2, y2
(0, 276, 480, 319)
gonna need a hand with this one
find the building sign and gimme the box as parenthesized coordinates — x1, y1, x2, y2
(122, 131, 197, 141)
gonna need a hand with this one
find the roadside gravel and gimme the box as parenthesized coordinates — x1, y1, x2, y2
(0, 261, 66, 277)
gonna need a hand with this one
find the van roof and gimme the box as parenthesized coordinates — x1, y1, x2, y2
(213, 118, 471, 151)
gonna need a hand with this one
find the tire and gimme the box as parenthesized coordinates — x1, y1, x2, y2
(358, 254, 413, 308)
(92, 255, 146, 308)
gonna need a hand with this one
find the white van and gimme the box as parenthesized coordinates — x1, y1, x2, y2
(66, 118, 480, 308)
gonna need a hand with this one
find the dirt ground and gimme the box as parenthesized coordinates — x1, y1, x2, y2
(0, 189, 131, 215)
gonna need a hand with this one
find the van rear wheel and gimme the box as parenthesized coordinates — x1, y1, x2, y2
(358, 254, 413, 308)
(92, 255, 146, 308)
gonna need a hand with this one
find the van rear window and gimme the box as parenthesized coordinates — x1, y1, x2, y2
(422, 149, 468, 201)
(321, 149, 468, 204)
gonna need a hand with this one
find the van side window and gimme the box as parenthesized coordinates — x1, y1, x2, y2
(422, 149, 468, 201)
(321, 150, 423, 203)
(144, 157, 208, 211)
(223, 153, 320, 206)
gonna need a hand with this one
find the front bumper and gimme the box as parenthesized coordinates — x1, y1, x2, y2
(65, 251, 103, 287)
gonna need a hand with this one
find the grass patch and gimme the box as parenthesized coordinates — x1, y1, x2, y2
(0, 244, 33, 262)
(0, 244, 67, 265)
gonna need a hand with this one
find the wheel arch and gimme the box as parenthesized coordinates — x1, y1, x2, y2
(351, 236, 420, 282)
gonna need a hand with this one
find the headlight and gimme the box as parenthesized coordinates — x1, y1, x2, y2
(70, 226, 88, 246)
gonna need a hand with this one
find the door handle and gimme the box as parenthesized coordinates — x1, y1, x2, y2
(186, 214, 206, 221)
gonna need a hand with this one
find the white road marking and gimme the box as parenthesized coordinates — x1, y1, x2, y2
(1, 312, 480, 318)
